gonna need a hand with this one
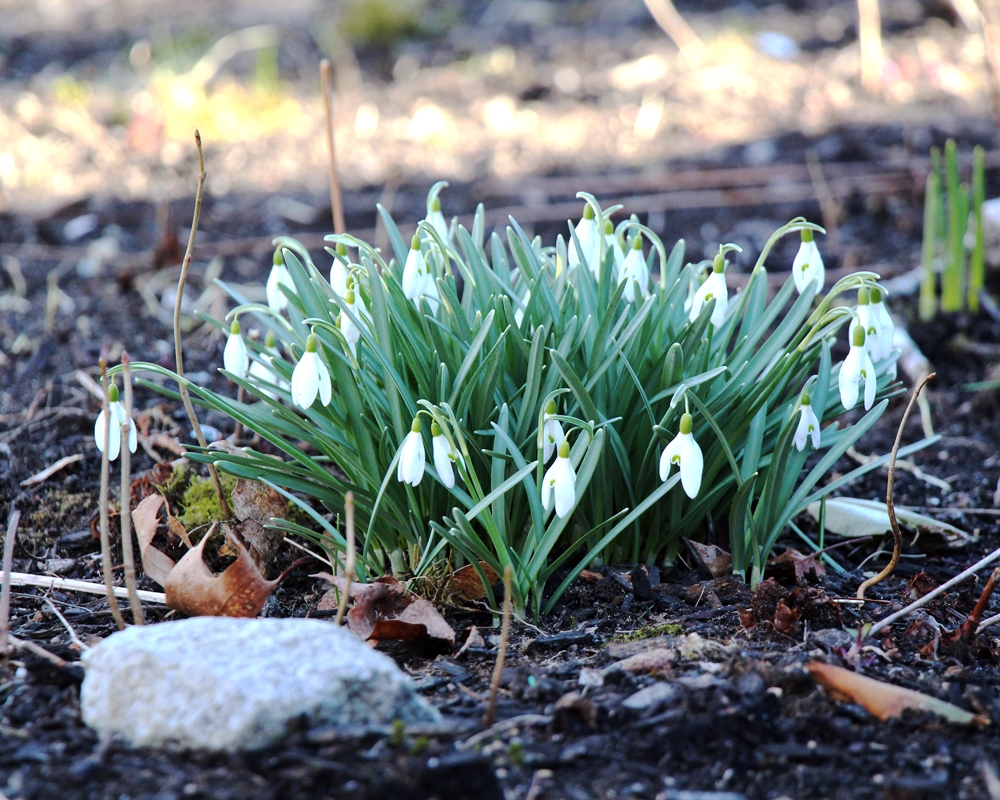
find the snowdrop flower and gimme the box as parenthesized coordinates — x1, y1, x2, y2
(266, 251, 295, 313)
(291, 334, 332, 409)
(792, 229, 824, 294)
(619, 233, 649, 303)
(542, 439, 577, 519)
(397, 418, 426, 486)
(330, 242, 350, 297)
(850, 287, 885, 361)
(94, 384, 136, 462)
(568, 205, 600, 275)
(426, 196, 449, 242)
(542, 399, 565, 462)
(431, 421, 460, 489)
(839, 325, 876, 411)
(793, 392, 822, 452)
(870, 287, 894, 359)
(659, 412, 703, 499)
(603, 220, 625, 280)
(223, 320, 249, 379)
(340, 288, 361, 355)
(248, 332, 288, 398)
(514, 290, 530, 326)
(401, 233, 440, 312)
(689, 253, 728, 327)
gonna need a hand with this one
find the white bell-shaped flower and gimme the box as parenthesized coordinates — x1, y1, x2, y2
(401, 233, 440, 313)
(870, 286, 894, 359)
(542, 439, 577, 519)
(266, 252, 295, 312)
(94, 384, 137, 462)
(689, 254, 728, 328)
(397, 418, 426, 486)
(659, 412, 703, 499)
(619, 233, 649, 303)
(330, 247, 350, 297)
(568, 205, 600, 275)
(223, 319, 249, 379)
(248, 330, 288, 399)
(291, 334, 332, 409)
(431, 421, 460, 489)
(839, 325, 876, 410)
(793, 392, 822, 452)
(849, 287, 885, 361)
(542, 399, 565, 462)
(603, 219, 625, 281)
(426, 196, 450, 242)
(792, 229, 824, 294)
(340, 289, 361, 355)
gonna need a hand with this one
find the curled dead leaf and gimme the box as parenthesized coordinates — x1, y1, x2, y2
(448, 562, 500, 602)
(610, 648, 676, 675)
(132, 494, 175, 587)
(683, 538, 731, 579)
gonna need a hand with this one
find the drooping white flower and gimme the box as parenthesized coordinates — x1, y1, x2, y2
(248, 330, 288, 399)
(266, 251, 295, 312)
(431, 421, 460, 489)
(689, 254, 728, 327)
(568, 205, 600, 275)
(94, 383, 136, 462)
(223, 319, 249, 379)
(792, 229, 824, 294)
(619, 233, 649, 303)
(401, 233, 440, 312)
(340, 289, 361, 355)
(291, 334, 332, 409)
(793, 392, 822, 452)
(542, 399, 565, 462)
(658, 412, 703, 499)
(849, 287, 885, 362)
(542, 439, 577, 519)
(330, 243, 351, 297)
(603, 219, 625, 281)
(839, 325, 876, 411)
(426, 196, 449, 242)
(870, 286, 894, 359)
(397, 418, 426, 486)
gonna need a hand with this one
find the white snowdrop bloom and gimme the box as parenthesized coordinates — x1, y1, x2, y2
(603, 220, 625, 281)
(850, 287, 885, 361)
(291, 334, 332, 409)
(401, 234, 440, 313)
(341, 289, 362, 355)
(542, 439, 577, 519)
(689, 254, 728, 328)
(870, 286, 894, 359)
(568, 205, 600, 275)
(514, 290, 530, 326)
(839, 325, 876, 411)
(619, 234, 649, 303)
(397, 418, 426, 486)
(247, 330, 288, 399)
(431, 422, 460, 489)
(223, 320, 249, 379)
(658, 412, 703, 499)
(793, 392, 822, 452)
(94, 384, 136, 462)
(266, 252, 295, 313)
(330, 255, 350, 297)
(792, 229, 824, 294)
(426, 196, 450, 242)
(542, 399, 565, 462)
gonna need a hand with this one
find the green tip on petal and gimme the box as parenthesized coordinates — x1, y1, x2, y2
(801, 229, 814, 243)
(264, 329, 276, 348)
(582, 204, 595, 220)
(545, 399, 557, 415)
(273, 250, 284, 266)
(801, 391, 811, 406)
(870, 286, 882, 303)
(431, 421, 442, 436)
(230, 319, 240, 335)
(604, 219, 614, 234)
(336, 242, 347, 256)
(411, 417, 422, 433)
(852, 325, 866, 347)
(858, 287, 870, 305)
(631, 233, 643, 250)
(108, 384, 119, 403)
(432, 197, 442, 212)
(557, 439, 570, 458)
(410, 233, 422, 251)
(679, 412, 693, 434)
(712, 253, 725, 274)
(346, 289, 356, 304)
(305, 333, 319, 353)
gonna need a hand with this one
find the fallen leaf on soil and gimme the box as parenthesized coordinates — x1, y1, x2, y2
(747, 578, 841, 632)
(807, 497, 969, 546)
(447, 562, 500, 601)
(132, 494, 176, 587)
(683, 538, 732, 578)
(579, 569, 604, 582)
(457, 625, 486, 656)
(806, 661, 990, 725)
(609, 647, 676, 675)
(768, 547, 826, 580)
(164, 528, 277, 618)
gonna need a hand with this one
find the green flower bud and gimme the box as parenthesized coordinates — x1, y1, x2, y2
(679, 412, 693, 435)
(411, 417, 422, 433)
(582, 204, 595, 220)
(801, 229, 814, 243)
(230, 319, 240, 335)
(108, 384, 119, 403)
(712, 253, 725, 274)
(801, 391, 811, 406)
(305, 334, 319, 353)
(870, 286, 882, 304)
(852, 325, 866, 347)
(410, 233, 422, 251)
(545, 399, 557, 415)
(660, 342, 683, 389)
(858, 287, 870, 305)
(557, 439, 570, 458)
(431, 421, 442, 436)
(273, 250, 284, 266)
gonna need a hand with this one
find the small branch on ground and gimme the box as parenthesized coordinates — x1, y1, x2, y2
(0, 508, 21, 654)
(952, 566, 1000, 642)
(335, 492, 356, 628)
(484, 564, 514, 728)
(643, 0, 704, 65)
(321, 59, 346, 235)
(119, 353, 144, 625)
(99, 360, 126, 631)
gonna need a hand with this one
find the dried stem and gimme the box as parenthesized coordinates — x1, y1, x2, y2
(44, 598, 89, 651)
(174, 130, 231, 520)
(484, 564, 514, 727)
(321, 59, 346, 235)
(0, 570, 166, 603)
(119, 353, 144, 625)
(334, 491, 356, 627)
(858, 0, 883, 94)
(0, 508, 21, 654)
(954, 566, 1000, 640)
(99, 360, 126, 630)
(857, 372, 935, 599)
(642, 0, 704, 64)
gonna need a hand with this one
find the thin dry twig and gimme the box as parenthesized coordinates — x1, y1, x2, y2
(44, 598, 89, 651)
(99, 360, 126, 631)
(18, 454, 85, 488)
(0, 508, 21, 654)
(321, 60, 346, 235)
(7, 635, 68, 667)
(334, 491, 356, 627)
(642, 0, 704, 64)
(0, 571, 166, 604)
(119, 353, 144, 625)
(857, 372, 935, 599)
(174, 131, 231, 520)
(484, 564, 513, 727)
(954, 566, 1000, 641)
(858, 0, 884, 94)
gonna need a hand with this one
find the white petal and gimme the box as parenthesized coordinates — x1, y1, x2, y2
(224, 333, 249, 378)
(543, 417, 564, 462)
(433, 435, 455, 488)
(678, 434, 703, 499)
(862, 351, 877, 410)
(541, 465, 555, 511)
(690, 271, 728, 327)
(397, 431, 426, 486)
(402, 249, 425, 300)
(553, 457, 577, 518)
(428, 210, 449, 241)
(316, 356, 332, 406)
(839, 348, 861, 410)
(873, 302, 894, 356)
(659, 436, 681, 482)
(794, 405, 821, 452)
(291, 352, 320, 409)
(94, 409, 108, 453)
(266, 264, 293, 312)
(792, 240, 824, 294)
(569, 218, 597, 272)
(330, 260, 350, 297)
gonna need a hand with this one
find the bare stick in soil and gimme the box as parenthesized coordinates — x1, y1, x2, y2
(99, 360, 126, 631)
(0, 508, 21, 654)
(119, 353, 144, 625)
(952, 566, 1000, 641)
(321, 59, 346, 235)
(858, 0, 883, 94)
(334, 491, 355, 628)
(857, 372, 935, 600)
(0, 571, 165, 604)
(44, 598, 89, 651)
(174, 130, 231, 520)
(484, 564, 514, 728)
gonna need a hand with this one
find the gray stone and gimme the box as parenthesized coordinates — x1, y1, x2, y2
(622, 681, 678, 711)
(81, 617, 441, 751)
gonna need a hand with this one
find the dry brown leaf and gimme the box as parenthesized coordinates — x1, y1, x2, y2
(683, 538, 731, 578)
(164, 529, 277, 618)
(457, 625, 486, 656)
(231, 478, 287, 523)
(132, 494, 175, 587)
(448, 562, 500, 601)
(166, 513, 192, 549)
(768, 547, 827, 580)
(806, 661, 990, 726)
(387, 598, 455, 644)
(611, 647, 676, 675)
